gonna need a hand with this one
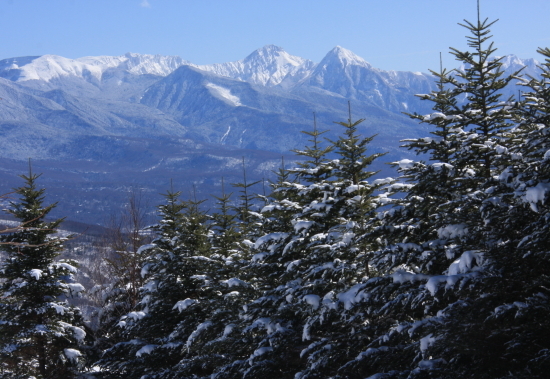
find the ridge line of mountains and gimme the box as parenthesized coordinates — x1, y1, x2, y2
(0, 45, 541, 224)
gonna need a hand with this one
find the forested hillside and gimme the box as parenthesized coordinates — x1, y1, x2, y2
(1, 14, 550, 379)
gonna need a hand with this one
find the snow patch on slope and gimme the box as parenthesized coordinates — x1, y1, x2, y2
(205, 83, 242, 106)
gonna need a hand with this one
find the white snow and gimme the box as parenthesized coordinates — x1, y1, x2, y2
(29, 269, 43, 280)
(254, 232, 288, 249)
(51, 303, 66, 315)
(173, 298, 198, 312)
(67, 283, 85, 294)
(222, 278, 249, 287)
(220, 126, 231, 144)
(11, 53, 188, 82)
(425, 276, 451, 296)
(136, 344, 157, 357)
(448, 251, 480, 275)
(187, 321, 212, 349)
(59, 321, 86, 341)
(64, 348, 82, 362)
(392, 271, 430, 285)
(327, 46, 371, 68)
(127, 311, 146, 320)
(55, 262, 78, 273)
(337, 283, 367, 310)
(199, 45, 313, 87)
(222, 324, 235, 338)
(294, 221, 315, 234)
(205, 83, 242, 106)
(71, 326, 86, 341)
(420, 334, 435, 353)
(525, 182, 550, 211)
(252, 346, 273, 357)
(372, 177, 394, 186)
(286, 259, 301, 272)
(437, 224, 468, 239)
(137, 244, 156, 255)
(303, 294, 320, 310)
(396, 159, 415, 170)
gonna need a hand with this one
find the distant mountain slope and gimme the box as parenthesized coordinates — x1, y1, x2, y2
(0, 46, 541, 224)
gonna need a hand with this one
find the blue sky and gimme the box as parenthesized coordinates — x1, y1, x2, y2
(1, 0, 549, 73)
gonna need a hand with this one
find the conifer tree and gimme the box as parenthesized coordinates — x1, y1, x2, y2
(221, 110, 384, 379)
(442, 46, 550, 378)
(232, 158, 261, 240)
(0, 169, 85, 378)
(210, 119, 335, 378)
(88, 191, 152, 366)
(98, 188, 188, 378)
(291, 113, 334, 184)
(292, 107, 385, 378)
(324, 10, 525, 378)
(209, 179, 241, 256)
(167, 181, 256, 378)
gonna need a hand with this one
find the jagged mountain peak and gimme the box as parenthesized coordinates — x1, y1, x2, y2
(321, 46, 371, 69)
(495, 54, 539, 71)
(246, 44, 285, 56)
(199, 45, 314, 87)
(245, 45, 303, 67)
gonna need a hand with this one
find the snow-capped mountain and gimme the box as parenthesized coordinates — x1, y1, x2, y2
(299, 46, 435, 112)
(0, 53, 189, 83)
(198, 45, 315, 87)
(0, 46, 542, 224)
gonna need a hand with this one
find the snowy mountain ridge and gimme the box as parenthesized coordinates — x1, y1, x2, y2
(0, 45, 539, 91)
(0, 53, 190, 83)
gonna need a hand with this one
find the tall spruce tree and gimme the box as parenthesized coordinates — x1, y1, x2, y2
(443, 46, 550, 378)
(205, 118, 337, 378)
(169, 183, 255, 378)
(232, 158, 262, 241)
(98, 188, 188, 378)
(292, 107, 385, 378)
(323, 10, 525, 379)
(217, 110, 384, 379)
(0, 169, 85, 378)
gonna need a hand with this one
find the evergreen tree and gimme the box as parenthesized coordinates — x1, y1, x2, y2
(291, 113, 334, 184)
(292, 107, 385, 378)
(209, 179, 241, 256)
(98, 188, 188, 378)
(87, 191, 152, 367)
(323, 11, 525, 378)
(0, 170, 85, 378)
(438, 46, 550, 378)
(169, 183, 254, 378)
(232, 158, 262, 240)
(209, 119, 335, 378)
(219, 110, 384, 379)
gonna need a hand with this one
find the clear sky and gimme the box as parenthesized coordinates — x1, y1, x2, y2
(1, 0, 549, 73)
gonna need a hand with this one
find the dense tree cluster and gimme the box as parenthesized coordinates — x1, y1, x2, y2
(2, 14, 550, 379)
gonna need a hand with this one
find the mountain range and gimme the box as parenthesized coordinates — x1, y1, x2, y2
(0, 45, 541, 224)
